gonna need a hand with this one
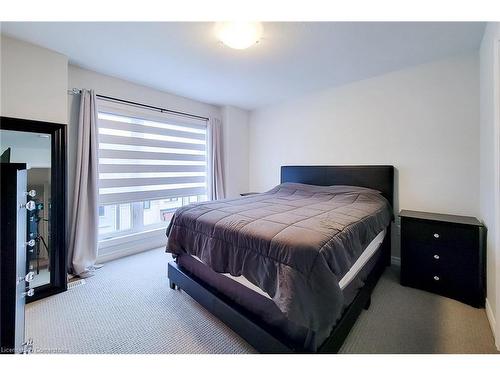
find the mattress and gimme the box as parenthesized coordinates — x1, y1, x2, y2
(191, 228, 387, 299)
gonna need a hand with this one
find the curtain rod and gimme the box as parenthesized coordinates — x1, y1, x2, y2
(68, 89, 209, 121)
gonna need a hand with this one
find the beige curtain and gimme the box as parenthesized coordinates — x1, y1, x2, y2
(208, 117, 225, 200)
(68, 89, 99, 277)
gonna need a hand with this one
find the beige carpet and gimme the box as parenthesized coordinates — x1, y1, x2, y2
(26, 248, 498, 354)
(339, 267, 497, 353)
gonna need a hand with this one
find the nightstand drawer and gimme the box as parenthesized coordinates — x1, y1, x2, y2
(402, 266, 483, 306)
(402, 218, 477, 249)
(405, 268, 450, 295)
(401, 238, 478, 272)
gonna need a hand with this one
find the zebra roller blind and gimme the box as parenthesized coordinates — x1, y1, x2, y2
(97, 101, 208, 205)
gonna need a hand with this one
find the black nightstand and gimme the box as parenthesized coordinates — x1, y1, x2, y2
(399, 210, 486, 308)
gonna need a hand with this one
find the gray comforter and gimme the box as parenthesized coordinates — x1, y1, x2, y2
(166, 183, 392, 346)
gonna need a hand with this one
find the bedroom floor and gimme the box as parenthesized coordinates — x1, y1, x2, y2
(26, 248, 498, 354)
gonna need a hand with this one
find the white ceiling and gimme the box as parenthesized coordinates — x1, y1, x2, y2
(1, 22, 485, 110)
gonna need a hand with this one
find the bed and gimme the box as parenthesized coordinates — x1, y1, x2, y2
(166, 165, 394, 353)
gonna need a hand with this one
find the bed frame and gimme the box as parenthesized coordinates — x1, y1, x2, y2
(167, 165, 395, 353)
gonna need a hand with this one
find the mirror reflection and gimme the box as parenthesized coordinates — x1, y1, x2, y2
(0, 129, 52, 288)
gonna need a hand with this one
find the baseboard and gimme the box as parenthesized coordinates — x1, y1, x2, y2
(485, 298, 498, 350)
(391, 256, 401, 266)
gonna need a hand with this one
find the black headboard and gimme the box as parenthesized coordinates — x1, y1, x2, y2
(281, 165, 394, 209)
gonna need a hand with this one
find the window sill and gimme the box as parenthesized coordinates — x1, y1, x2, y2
(99, 226, 167, 248)
(97, 227, 167, 263)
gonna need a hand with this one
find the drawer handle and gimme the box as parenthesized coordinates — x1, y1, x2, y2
(433, 276, 440, 281)
(433, 254, 440, 260)
(433, 233, 440, 239)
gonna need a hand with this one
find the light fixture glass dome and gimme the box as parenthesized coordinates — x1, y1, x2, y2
(215, 22, 263, 50)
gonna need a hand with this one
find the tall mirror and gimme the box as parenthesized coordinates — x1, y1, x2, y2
(0, 117, 67, 302)
(1, 130, 52, 288)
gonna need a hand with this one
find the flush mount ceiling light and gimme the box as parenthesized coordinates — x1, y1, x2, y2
(215, 22, 263, 50)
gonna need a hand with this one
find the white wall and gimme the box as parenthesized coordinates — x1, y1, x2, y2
(0, 129, 52, 167)
(479, 22, 500, 349)
(5, 146, 51, 168)
(249, 53, 480, 258)
(0, 34, 68, 124)
(221, 106, 249, 197)
(68, 65, 222, 121)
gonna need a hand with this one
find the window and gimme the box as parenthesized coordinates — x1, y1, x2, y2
(97, 101, 208, 248)
(98, 203, 132, 236)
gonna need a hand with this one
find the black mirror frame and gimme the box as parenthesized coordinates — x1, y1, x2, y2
(0, 116, 67, 302)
